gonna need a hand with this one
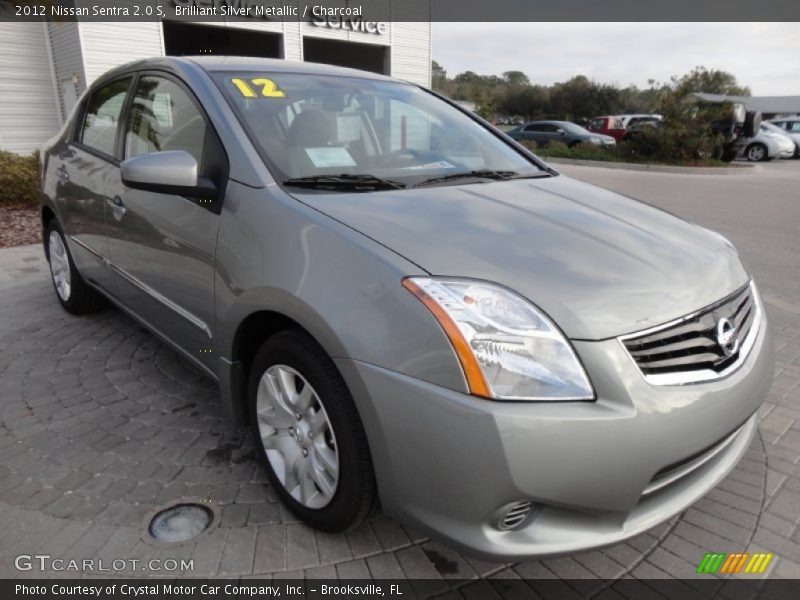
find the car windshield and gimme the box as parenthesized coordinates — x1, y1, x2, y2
(762, 122, 785, 134)
(214, 72, 545, 189)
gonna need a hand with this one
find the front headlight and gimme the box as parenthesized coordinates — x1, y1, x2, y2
(403, 278, 594, 401)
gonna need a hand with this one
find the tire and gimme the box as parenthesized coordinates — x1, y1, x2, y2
(248, 329, 376, 532)
(568, 140, 582, 149)
(45, 220, 106, 315)
(745, 143, 768, 162)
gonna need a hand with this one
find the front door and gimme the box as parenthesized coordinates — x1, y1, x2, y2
(106, 74, 223, 374)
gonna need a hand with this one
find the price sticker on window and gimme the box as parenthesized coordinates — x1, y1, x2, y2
(231, 78, 286, 99)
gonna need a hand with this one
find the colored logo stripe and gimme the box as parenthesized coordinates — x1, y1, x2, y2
(697, 552, 773, 574)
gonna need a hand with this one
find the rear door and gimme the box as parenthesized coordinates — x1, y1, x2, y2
(521, 124, 546, 143)
(54, 77, 133, 292)
(106, 72, 225, 374)
(538, 123, 563, 145)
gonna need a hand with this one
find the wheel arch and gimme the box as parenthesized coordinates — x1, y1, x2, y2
(223, 303, 349, 426)
(41, 205, 57, 257)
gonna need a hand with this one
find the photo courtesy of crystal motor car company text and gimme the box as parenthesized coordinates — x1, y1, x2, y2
(2, 0, 798, 594)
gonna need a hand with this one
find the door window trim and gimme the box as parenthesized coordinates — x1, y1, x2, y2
(120, 70, 210, 162)
(118, 69, 229, 212)
(73, 75, 135, 165)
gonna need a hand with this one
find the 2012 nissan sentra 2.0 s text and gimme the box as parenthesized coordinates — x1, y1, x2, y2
(39, 56, 774, 560)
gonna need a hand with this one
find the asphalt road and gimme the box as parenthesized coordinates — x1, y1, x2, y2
(556, 159, 800, 314)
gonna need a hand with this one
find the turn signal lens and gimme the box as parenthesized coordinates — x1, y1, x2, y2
(403, 278, 491, 397)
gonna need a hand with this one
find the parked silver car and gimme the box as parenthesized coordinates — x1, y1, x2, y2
(769, 117, 800, 158)
(740, 122, 795, 161)
(40, 57, 773, 560)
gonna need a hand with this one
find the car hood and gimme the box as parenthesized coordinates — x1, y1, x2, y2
(293, 176, 749, 340)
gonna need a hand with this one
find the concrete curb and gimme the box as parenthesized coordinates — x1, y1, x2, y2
(545, 156, 763, 175)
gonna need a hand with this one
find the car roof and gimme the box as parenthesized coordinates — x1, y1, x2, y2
(185, 55, 397, 81)
(89, 56, 401, 90)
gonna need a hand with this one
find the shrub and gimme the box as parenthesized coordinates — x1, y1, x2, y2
(520, 139, 621, 162)
(518, 137, 724, 167)
(0, 150, 40, 208)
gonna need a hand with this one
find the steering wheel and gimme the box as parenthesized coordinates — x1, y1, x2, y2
(379, 147, 426, 167)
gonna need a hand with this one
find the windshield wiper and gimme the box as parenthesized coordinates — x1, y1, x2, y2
(413, 169, 551, 187)
(284, 174, 406, 191)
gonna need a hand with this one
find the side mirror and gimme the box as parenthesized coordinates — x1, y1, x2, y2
(555, 129, 565, 135)
(121, 150, 217, 198)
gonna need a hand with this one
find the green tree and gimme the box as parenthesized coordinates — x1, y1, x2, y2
(502, 70, 530, 87)
(625, 67, 746, 163)
(670, 66, 750, 96)
(431, 60, 448, 90)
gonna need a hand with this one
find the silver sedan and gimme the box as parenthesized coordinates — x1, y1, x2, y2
(740, 122, 796, 161)
(40, 57, 773, 560)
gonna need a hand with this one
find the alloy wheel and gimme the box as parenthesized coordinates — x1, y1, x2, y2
(48, 231, 72, 302)
(747, 145, 766, 162)
(256, 365, 339, 509)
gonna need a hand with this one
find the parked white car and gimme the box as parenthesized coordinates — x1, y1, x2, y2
(618, 114, 663, 128)
(740, 123, 795, 161)
(768, 117, 800, 158)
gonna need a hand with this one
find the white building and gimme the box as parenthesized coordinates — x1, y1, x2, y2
(0, 2, 431, 154)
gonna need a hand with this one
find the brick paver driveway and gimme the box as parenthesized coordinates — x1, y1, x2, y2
(1, 159, 799, 591)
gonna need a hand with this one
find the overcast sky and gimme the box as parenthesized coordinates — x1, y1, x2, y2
(432, 23, 800, 96)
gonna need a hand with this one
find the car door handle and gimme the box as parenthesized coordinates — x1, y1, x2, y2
(106, 196, 126, 220)
(56, 165, 70, 181)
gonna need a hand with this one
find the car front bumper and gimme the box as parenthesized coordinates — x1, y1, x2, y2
(768, 138, 796, 158)
(335, 310, 773, 560)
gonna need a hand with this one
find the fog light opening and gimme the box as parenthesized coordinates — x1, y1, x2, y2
(148, 503, 213, 543)
(495, 500, 535, 531)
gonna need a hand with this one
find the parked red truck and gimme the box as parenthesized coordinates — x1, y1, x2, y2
(588, 116, 626, 142)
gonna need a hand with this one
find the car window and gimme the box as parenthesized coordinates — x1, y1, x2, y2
(216, 72, 542, 184)
(589, 118, 605, 130)
(788, 122, 800, 133)
(563, 123, 590, 135)
(80, 79, 131, 157)
(125, 76, 207, 167)
(523, 124, 543, 132)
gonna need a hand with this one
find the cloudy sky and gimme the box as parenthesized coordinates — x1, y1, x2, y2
(432, 23, 800, 95)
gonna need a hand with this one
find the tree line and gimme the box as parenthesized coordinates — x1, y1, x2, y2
(431, 62, 751, 122)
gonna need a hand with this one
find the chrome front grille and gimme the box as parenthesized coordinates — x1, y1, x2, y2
(620, 282, 761, 385)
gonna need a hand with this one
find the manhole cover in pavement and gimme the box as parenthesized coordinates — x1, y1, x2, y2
(148, 503, 213, 543)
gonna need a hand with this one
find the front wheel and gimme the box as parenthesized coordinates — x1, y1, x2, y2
(248, 330, 376, 532)
(45, 221, 106, 314)
(745, 143, 768, 162)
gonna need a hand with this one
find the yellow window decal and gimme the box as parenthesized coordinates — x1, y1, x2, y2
(251, 78, 286, 98)
(231, 78, 285, 99)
